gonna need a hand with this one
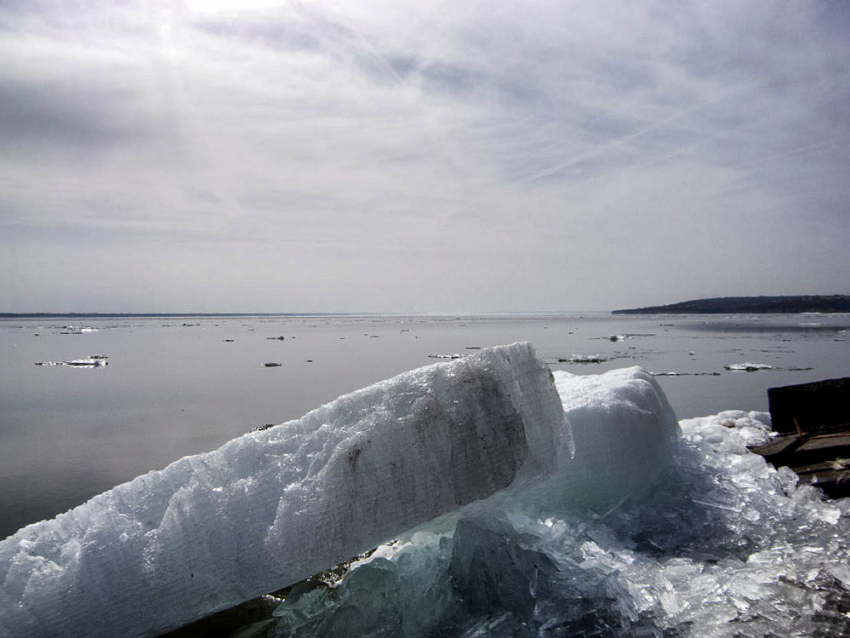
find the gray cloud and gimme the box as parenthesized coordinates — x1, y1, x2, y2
(1, 0, 849, 312)
(0, 81, 154, 153)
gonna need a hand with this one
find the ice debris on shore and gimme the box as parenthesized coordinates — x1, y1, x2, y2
(266, 408, 850, 638)
(0, 343, 572, 638)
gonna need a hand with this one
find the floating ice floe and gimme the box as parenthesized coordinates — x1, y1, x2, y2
(724, 362, 774, 372)
(651, 371, 721, 377)
(35, 357, 108, 368)
(58, 326, 98, 335)
(559, 354, 607, 364)
(592, 333, 655, 342)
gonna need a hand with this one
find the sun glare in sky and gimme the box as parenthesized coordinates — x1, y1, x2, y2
(184, 0, 289, 14)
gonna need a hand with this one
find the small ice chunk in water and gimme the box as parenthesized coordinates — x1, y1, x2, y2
(35, 357, 108, 368)
(724, 362, 773, 371)
(560, 354, 607, 364)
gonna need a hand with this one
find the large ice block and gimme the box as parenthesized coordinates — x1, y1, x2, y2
(260, 368, 687, 638)
(549, 367, 681, 514)
(0, 342, 568, 638)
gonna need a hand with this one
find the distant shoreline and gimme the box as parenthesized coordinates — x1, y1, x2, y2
(613, 295, 850, 315)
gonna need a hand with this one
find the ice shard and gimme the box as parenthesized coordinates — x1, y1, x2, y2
(0, 342, 568, 638)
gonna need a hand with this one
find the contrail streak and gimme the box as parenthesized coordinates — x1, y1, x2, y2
(517, 92, 734, 186)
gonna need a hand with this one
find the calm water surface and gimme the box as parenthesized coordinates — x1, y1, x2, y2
(1, 313, 847, 539)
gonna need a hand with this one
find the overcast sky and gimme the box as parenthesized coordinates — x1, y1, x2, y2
(2, 0, 849, 313)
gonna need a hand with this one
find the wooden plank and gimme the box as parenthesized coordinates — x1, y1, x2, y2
(793, 460, 850, 475)
(749, 435, 802, 464)
(796, 469, 850, 499)
(797, 434, 850, 452)
(786, 435, 850, 468)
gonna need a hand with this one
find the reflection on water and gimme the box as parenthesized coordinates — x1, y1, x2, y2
(1, 313, 848, 539)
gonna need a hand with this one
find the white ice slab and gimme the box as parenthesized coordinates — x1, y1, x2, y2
(0, 342, 568, 638)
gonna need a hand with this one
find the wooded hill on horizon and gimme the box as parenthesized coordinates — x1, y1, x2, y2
(613, 295, 850, 314)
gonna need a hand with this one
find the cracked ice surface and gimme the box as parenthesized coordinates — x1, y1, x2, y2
(0, 343, 569, 638)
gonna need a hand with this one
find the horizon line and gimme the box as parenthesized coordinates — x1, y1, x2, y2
(0, 310, 608, 319)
